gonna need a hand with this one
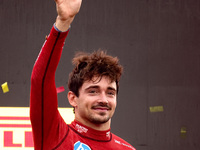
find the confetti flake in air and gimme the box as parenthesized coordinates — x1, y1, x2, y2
(149, 106, 164, 113)
(1, 82, 9, 93)
(180, 127, 187, 138)
(56, 86, 65, 93)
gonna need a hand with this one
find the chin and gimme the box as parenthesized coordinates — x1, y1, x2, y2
(89, 115, 110, 124)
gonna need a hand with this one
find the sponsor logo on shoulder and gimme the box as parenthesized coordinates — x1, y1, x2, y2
(74, 141, 91, 150)
(114, 139, 136, 150)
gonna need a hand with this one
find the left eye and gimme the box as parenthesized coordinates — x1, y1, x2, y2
(107, 92, 115, 96)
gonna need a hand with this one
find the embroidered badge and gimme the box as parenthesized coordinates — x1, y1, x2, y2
(75, 124, 88, 133)
(74, 141, 91, 150)
(106, 131, 110, 139)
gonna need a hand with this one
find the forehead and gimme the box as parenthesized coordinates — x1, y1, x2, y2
(81, 76, 117, 90)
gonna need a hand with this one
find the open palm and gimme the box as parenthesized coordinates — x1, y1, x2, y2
(55, 0, 82, 21)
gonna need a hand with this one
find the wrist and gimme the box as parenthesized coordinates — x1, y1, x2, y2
(54, 23, 70, 32)
(55, 16, 74, 32)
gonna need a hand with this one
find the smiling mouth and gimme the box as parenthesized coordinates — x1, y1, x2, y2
(92, 106, 111, 111)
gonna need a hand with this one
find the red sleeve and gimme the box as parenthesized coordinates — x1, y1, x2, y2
(30, 26, 69, 150)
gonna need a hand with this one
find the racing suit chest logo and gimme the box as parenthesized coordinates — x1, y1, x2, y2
(74, 141, 91, 150)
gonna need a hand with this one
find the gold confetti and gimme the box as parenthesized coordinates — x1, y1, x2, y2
(1, 82, 9, 93)
(149, 106, 164, 112)
(180, 127, 187, 138)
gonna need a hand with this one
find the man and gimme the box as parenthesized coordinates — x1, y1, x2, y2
(30, 0, 136, 149)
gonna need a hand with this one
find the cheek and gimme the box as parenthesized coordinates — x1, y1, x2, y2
(109, 99, 117, 108)
(77, 96, 93, 109)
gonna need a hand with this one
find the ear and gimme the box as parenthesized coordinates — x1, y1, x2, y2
(68, 91, 78, 107)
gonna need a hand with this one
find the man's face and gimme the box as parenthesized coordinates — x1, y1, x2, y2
(75, 76, 117, 125)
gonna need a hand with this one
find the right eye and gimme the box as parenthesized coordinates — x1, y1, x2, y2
(89, 90, 95, 93)
(87, 89, 99, 95)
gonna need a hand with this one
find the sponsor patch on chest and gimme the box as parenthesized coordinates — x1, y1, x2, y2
(74, 141, 91, 150)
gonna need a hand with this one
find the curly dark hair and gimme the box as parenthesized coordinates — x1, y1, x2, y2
(68, 50, 123, 97)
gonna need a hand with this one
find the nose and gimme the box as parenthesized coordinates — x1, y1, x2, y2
(98, 92, 108, 104)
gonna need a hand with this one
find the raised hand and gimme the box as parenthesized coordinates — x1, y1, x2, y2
(55, 0, 82, 31)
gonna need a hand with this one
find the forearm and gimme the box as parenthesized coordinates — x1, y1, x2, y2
(30, 27, 69, 104)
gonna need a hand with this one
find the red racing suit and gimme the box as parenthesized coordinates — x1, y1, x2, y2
(30, 26, 136, 150)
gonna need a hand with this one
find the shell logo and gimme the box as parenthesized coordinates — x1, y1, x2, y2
(0, 107, 74, 150)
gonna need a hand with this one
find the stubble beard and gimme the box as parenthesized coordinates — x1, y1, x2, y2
(88, 112, 111, 124)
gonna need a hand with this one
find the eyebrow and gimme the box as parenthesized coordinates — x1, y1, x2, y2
(85, 85, 116, 92)
(107, 87, 117, 92)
